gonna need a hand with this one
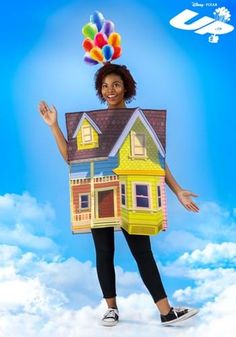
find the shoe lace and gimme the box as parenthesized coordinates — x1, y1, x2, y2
(173, 307, 187, 312)
(172, 307, 188, 314)
(103, 308, 118, 319)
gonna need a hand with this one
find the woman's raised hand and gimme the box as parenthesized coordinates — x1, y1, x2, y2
(39, 101, 58, 126)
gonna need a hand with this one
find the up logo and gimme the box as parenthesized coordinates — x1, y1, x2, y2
(169, 7, 234, 43)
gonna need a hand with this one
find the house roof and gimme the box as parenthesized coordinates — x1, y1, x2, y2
(65, 108, 166, 162)
(72, 113, 102, 138)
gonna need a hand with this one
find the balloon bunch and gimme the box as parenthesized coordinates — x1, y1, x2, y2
(82, 11, 122, 66)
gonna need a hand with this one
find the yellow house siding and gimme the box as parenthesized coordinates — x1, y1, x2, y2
(120, 175, 163, 234)
(117, 118, 162, 171)
(121, 216, 164, 235)
(120, 175, 161, 209)
(120, 175, 164, 235)
(76, 119, 99, 150)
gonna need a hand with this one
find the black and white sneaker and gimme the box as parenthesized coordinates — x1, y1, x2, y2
(101, 308, 119, 327)
(161, 307, 199, 326)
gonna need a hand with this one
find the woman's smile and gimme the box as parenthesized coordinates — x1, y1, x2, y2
(101, 74, 126, 108)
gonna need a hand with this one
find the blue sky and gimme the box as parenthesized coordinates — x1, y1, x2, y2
(0, 1, 236, 336)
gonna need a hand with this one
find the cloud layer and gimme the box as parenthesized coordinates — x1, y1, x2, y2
(0, 192, 235, 337)
(156, 199, 236, 257)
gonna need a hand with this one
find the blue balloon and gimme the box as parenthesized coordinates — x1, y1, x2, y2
(90, 11, 105, 32)
(102, 45, 114, 62)
(84, 53, 99, 65)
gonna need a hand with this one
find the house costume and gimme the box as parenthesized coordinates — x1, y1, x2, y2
(66, 107, 168, 236)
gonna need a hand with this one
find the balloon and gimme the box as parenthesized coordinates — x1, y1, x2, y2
(90, 47, 104, 62)
(82, 38, 95, 52)
(82, 23, 98, 40)
(81, 13, 122, 65)
(102, 45, 114, 62)
(94, 32, 108, 48)
(108, 32, 121, 47)
(84, 53, 99, 65)
(100, 20, 115, 37)
(112, 46, 122, 60)
(90, 11, 105, 31)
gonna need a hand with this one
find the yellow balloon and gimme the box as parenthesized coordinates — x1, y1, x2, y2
(90, 47, 104, 62)
(108, 32, 121, 47)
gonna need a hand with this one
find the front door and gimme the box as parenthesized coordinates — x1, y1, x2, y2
(98, 190, 114, 218)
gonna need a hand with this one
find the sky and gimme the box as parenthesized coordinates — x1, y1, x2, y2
(0, 0, 236, 336)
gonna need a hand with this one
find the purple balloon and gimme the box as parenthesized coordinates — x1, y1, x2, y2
(90, 11, 105, 31)
(84, 53, 98, 65)
(100, 20, 115, 37)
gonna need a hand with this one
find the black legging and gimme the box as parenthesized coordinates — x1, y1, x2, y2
(91, 227, 167, 303)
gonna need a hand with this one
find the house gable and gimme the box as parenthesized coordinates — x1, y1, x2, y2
(113, 117, 165, 175)
(66, 108, 166, 163)
(109, 108, 165, 158)
(72, 113, 102, 150)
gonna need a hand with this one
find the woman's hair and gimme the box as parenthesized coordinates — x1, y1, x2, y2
(94, 63, 136, 103)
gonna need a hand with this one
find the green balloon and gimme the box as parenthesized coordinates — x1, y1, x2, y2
(82, 23, 98, 40)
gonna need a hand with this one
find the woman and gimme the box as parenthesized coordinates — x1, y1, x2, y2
(39, 63, 199, 327)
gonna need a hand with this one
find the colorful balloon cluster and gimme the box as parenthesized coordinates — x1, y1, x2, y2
(82, 11, 122, 65)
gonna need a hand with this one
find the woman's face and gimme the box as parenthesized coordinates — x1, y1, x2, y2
(101, 73, 126, 109)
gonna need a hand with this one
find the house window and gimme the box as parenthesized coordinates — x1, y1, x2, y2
(157, 185, 162, 207)
(135, 184, 150, 208)
(82, 126, 92, 143)
(131, 132, 146, 157)
(121, 183, 126, 206)
(79, 194, 90, 210)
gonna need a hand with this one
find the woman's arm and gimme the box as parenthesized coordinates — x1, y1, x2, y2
(165, 163, 199, 212)
(50, 122, 68, 162)
(39, 101, 68, 162)
(165, 164, 182, 195)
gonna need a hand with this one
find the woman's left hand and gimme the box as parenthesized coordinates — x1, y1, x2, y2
(176, 190, 199, 212)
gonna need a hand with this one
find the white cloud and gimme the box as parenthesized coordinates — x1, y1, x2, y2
(0, 192, 235, 336)
(173, 267, 236, 304)
(191, 284, 236, 337)
(155, 200, 236, 256)
(0, 192, 145, 309)
(0, 192, 55, 235)
(193, 201, 236, 240)
(156, 229, 209, 253)
(0, 223, 58, 251)
(0, 240, 235, 337)
(179, 242, 236, 265)
(0, 244, 144, 310)
(0, 288, 235, 337)
(0, 192, 58, 253)
(161, 242, 236, 305)
(0, 277, 66, 313)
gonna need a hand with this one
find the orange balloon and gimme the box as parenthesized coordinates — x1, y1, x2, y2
(112, 46, 122, 60)
(108, 32, 121, 47)
(90, 47, 104, 62)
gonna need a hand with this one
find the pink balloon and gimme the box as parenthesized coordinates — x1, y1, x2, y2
(94, 32, 108, 48)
